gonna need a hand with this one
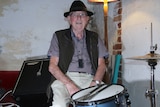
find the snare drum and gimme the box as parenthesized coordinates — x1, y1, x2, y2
(71, 84, 127, 107)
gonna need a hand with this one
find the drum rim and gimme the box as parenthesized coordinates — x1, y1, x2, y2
(72, 84, 125, 106)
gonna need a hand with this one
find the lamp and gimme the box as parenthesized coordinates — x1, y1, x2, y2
(88, 0, 118, 50)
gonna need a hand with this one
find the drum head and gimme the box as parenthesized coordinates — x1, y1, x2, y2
(72, 84, 124, 105)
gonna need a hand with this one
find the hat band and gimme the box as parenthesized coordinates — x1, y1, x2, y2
(70, 7, 88, 12)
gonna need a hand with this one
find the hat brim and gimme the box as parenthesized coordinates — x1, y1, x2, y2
(64, 10, 93, 17)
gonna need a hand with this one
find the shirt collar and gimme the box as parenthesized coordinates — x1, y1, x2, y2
(71, 29, 86, 39)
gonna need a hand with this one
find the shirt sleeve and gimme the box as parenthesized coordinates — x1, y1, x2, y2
(47, 33, 59, 57)
(98, 36, 109, 59)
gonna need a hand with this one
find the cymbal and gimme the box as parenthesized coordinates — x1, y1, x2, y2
(127, 53, 160, 60)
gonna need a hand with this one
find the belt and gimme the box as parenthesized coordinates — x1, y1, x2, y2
(68, 71, 93, 75)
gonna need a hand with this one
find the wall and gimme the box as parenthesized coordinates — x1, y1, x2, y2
(0, 0, 95, 70)
(122, 0, 160, 107)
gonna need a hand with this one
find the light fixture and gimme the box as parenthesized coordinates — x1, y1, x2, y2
(88, 0, 118, 16)
(88, 0, 118, 50)
(88, 0, 117, 2)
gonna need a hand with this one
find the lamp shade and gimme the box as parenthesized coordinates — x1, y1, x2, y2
(88, 0, 118, 2)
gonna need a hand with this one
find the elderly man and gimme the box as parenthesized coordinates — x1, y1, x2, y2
(47, 0, 109, 107)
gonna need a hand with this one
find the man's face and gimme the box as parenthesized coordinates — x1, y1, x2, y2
(68, 11, 90, 32)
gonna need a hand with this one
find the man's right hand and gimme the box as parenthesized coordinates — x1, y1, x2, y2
(65, 82, 80, 96)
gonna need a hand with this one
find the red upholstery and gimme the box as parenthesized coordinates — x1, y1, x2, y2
(0, 71, 19, 91)
(0, 71, 19, 103)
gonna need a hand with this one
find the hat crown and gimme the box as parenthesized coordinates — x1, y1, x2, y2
(64, 0, 93, 17)
(70, 0, 87, 12)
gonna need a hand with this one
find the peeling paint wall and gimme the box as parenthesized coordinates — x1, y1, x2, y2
(0, 0, 18, 16)
(0, 0, 97, 70)
(0, 0, 118, 71)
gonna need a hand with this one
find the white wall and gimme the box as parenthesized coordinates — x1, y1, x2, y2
(0, 0, 94, 70)
(122, 0, 160, 106)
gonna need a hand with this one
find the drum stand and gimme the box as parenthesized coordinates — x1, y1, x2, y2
(145, 59, 158, 107)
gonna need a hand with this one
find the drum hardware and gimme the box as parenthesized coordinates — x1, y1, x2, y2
(127, 53, 159, 107)
(114, 91, 131, 107)
(115, 95, 120, 105)
(70, 99, 75, 107)
(125, 92, 131, 107)
(127, 44, 159, 107)
(145, 58, 158, 107)
(127, 23, 158, 107)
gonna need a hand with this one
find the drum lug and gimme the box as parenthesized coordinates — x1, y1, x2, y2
(115, 95, 120, 105)
(70, 99, 76, 107)
(93, 102, 97, 107)
(125, 92, 131, 106)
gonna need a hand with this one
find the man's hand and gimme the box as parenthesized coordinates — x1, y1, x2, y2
(66, 83, 80, 96)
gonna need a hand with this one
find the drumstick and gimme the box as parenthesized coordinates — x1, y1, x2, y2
(82, 85, 109, 100)
(75, 84, 105, 101)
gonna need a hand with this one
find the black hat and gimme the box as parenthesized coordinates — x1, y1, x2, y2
(64, 0, 93, 17)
